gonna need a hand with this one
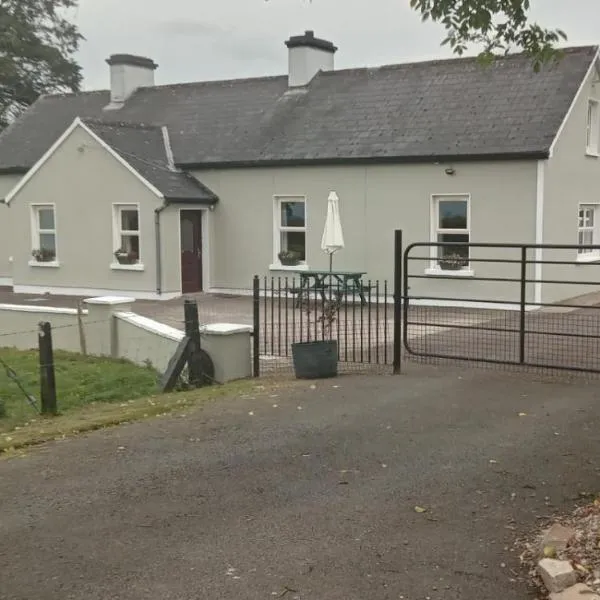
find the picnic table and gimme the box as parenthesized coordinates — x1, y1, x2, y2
(289, 270, 369, 306)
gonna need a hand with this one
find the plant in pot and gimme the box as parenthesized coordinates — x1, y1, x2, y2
(31, 248, 56, 263)
(291, 294, 341, 379)
(114, 248, 138, 265)
(278, 249, 301, 267)
(438, 252, 468, 271)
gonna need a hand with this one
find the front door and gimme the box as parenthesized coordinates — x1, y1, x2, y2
(180, 210, 203, 294)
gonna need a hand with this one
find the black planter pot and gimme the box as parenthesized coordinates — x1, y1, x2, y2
(291, 339, 338, 379)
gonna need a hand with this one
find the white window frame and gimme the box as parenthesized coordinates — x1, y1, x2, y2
(587, 99, 600, 156)
(29, 203, 59, 268)
(577, 203, 600, 261)
(425, 194, 474, 277)
(271, 195, 309, 271)
(111, 203, 144, 271)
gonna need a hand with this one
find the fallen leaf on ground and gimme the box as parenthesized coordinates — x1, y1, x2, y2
(518, 412, 527, 417)
(414, 506, 427, 513)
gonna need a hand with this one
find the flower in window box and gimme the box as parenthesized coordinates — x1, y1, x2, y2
(278, 249, 301, 266)
(31, 248, 56, 262)
(114, 248, 138, 265)
(438, 252, 468, 271)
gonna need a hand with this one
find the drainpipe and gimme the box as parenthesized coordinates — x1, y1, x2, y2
(154, 201, 168, 296)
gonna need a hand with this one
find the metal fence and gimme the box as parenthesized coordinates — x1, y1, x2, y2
(252, 275, 394, 375)
(403, 241, 600, 374)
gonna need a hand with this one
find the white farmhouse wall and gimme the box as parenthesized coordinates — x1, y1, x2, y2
(543, 61, 600, 304)
(7, 125, 169, 298)
(0, 174, 24, 284)
(195, 159, 538, 304)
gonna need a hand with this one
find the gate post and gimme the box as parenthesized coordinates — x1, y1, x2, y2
(519, 246, 527, 364)
(184, 299, 203, 385)
(392, 230, 403, 374)
(252, 276, 260, 377)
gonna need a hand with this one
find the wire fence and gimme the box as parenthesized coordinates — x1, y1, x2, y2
(0, 317, 179, 430)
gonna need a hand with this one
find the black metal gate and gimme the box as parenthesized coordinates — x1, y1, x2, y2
(252, 275, 394, 376)
(402, 241, 600, 374)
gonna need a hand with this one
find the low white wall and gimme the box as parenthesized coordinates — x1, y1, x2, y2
(114, 312, 183, 373)
(0, 303, 89, 352)
(0, 298, 252, 382)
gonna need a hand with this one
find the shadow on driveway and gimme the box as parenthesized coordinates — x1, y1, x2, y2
(1, 362, 598, 600)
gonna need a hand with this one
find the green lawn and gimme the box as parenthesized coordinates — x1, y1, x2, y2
(0, 348, 159, 432)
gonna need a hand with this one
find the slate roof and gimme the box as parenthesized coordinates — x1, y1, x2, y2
(0, 45, 596, 173)
(81, 119, 217, 203)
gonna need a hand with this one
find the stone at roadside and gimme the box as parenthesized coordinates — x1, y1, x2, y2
(538, 559, 578, 593)
(550, 583, 600, 600)
(541, 524, 576, 554)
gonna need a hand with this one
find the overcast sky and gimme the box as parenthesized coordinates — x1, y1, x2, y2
(72, 0, 600, 91)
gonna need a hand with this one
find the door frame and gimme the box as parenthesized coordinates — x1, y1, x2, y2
(177, 207, 211, 294)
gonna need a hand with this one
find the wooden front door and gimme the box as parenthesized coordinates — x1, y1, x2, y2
(180, 210, 203, 293)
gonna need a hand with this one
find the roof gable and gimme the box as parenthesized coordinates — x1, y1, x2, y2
(3, 118, 217, 204)
(3, 118, 164, 205)
(0, 45, 597, 172)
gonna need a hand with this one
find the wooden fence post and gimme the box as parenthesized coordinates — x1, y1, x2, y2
(38, 321, 57, 415)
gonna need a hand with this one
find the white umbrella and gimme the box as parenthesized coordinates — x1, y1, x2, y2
(321, 191, 345, 272)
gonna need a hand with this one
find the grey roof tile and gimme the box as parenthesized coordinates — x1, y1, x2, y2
(0, 45, 596, 171)
(82, 119, 217, 202)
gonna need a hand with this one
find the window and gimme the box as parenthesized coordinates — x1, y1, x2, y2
(275, 197, 306, 264)
(31, 205, 57, 262)
(578, 204, 600, 258)
(432, 196, 470, 270)
(113, 205, 140, 264)
(587, 99, 599, 155)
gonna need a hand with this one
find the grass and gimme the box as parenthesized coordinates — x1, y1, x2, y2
(0, 348, 159, 433)
(0, 378, 269, 456)
(0, 348, 295, 456)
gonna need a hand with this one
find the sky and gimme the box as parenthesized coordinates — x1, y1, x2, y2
(71, 0, 600, 91)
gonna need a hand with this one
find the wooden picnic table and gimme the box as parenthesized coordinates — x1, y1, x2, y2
(292, 270, 369, 305)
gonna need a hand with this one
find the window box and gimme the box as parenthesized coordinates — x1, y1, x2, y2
(114, 250, 138, 265)
(31, 248, 56, 263)
(278, 250, 302, 266)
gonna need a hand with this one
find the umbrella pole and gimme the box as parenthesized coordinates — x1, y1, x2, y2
(329, 252, 333, 273)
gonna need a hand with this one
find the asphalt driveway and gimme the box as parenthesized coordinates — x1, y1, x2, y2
(1, 364, 599, 600)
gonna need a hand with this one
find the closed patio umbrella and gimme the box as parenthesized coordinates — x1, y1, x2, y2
(321, 191, 345, 272)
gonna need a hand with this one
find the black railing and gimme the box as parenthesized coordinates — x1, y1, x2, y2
(252, 275, 393, 375)
(403, 242, 600, 373)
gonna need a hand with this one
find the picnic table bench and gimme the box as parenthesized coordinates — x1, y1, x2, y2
(287, 270, 370, 306)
